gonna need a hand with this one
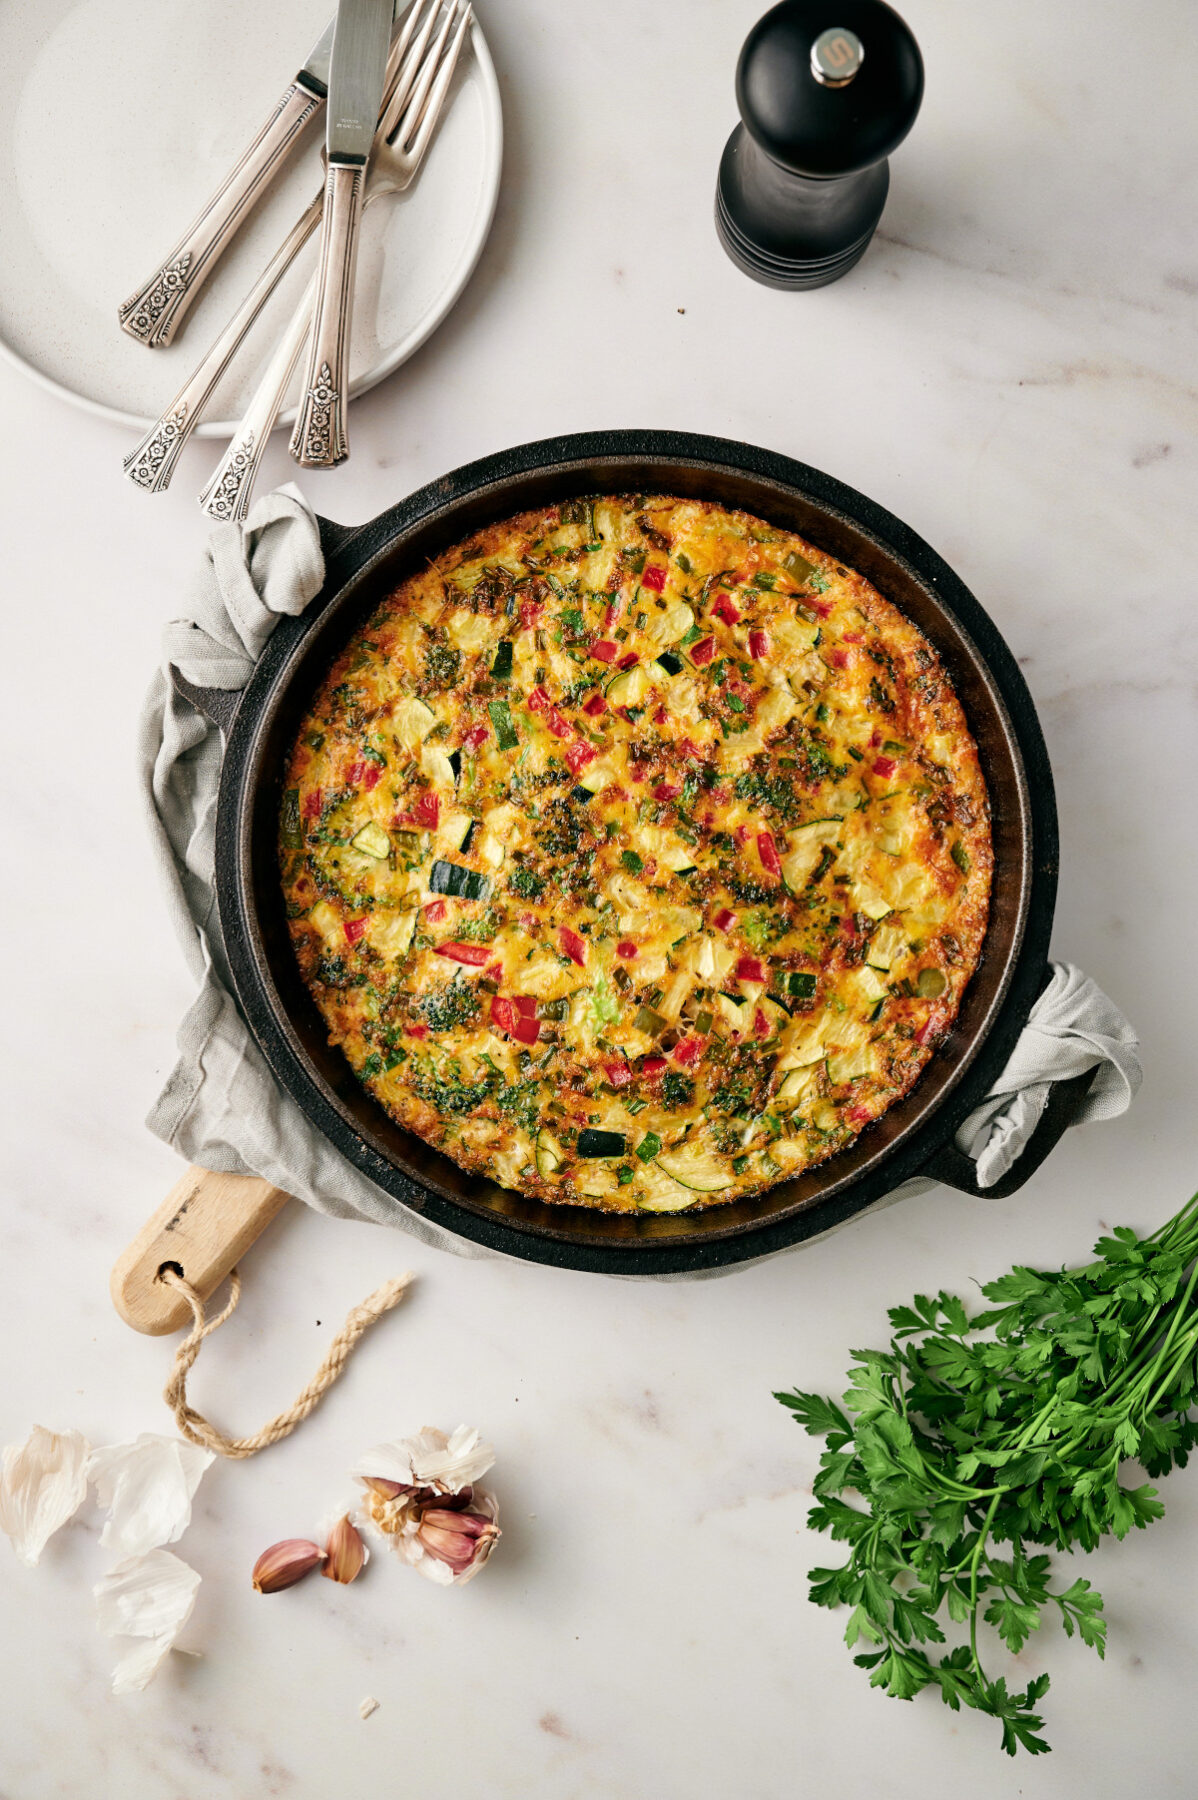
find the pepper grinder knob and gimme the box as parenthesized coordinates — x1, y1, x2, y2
(716, 0, 923, 289)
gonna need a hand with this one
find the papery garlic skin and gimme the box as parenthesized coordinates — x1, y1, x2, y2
(252, 1539, 326, 1593)
(322, 1514, 368, 1584)
(353, 1424, 495, 1497)
(0, 1425, 91, 1566)
(87, 1434, 214, 1558)
(94, 1549, 201, 1694)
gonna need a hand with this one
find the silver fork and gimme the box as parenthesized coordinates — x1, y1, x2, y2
(199, 0, 471, 523)
(121, 0, 447, 496)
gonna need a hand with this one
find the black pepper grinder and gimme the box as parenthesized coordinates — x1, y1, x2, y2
(716, 0, 923, 289)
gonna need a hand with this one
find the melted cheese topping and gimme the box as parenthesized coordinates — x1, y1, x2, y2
(280, 496, 992, 1212)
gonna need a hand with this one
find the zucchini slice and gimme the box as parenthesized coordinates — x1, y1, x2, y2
(536, 1129, 564, 1178)
(351, 821, 391, 860)
(577, 1128, 626, 1158)
(428, 860, 491, 901)
(604, 664, 651, 709)
(655, 1139, 732, 1194)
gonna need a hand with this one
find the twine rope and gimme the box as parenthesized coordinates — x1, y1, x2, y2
(160, 1266, 415, 1459)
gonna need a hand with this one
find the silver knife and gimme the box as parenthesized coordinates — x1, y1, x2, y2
(289, 0, 394, 468)
(118, 20, 339, 348)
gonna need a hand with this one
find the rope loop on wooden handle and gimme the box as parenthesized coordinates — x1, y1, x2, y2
(159, 1266, 415, 1459)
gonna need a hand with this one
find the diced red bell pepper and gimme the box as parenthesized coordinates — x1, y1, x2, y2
(545, 707, 570, 739)
(617, 652, 639, 670)
(483, 960, 503, 982)
(560, 927, 587, 967)
(749, 628, 769, 659)
(829, 648, 849, 670)
(641, 1056, 668, 1075)
(734, 825, 749, 845)
(673, 1035, 706, 1066)
(870, 729, 882, 748)
(654, 780, 681, 801)
(590, 640, 618, 664)
(872, 756, 897, 779)
(652, 707, 668, 726)
(462, 721, 490, 752)
(519, 911, 539, 931)
(527, 685, 550, 713)
(916, 1015, 940, 1047)
(489, 996, 517, 1034)
(757, 831, 781, 876)
(806, 596, 832, 618)
(513, 995, 537, 1018)
(735, 955, 766, 982)
(365, 763, 383, 790)
(565, 740, 598, 775)
(690, 637, 716, 665)
(424, 899, 447, 924)
(641, 564, 666, 592)
(519, 599, 543, 628)
(346, 760, 367, 785)
(711, 594, 741, 625)
(604, 1061, 633, 1089)
(679, 737, 703, 760)
(511, 1013, 541, 1046)
(753, 1008, 770, 1039)
(848, 1104, 872, 1124)
(843, 632, 863, 644)
(712, 907, 738, 933)
(435, 942, 491, 965)
(344, 917, 368, 944)
(582, 692, 606, 717)
(407, 1022, 429, 1040)
(302, 787, 323, 820)
(616, 939, 639, 959)
(414, 791, 440, 829)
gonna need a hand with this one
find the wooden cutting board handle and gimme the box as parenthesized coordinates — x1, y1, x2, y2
(111, 1166, 292, 1336)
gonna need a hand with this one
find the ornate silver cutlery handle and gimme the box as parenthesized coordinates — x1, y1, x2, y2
(122, 195, 323, 494)
(118, 78, 324, 349)
(287, 161, 367, 469)
(197, 271, 317, 522)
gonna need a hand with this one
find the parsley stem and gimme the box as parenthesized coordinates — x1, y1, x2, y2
(968, 1492, 1002, 1679)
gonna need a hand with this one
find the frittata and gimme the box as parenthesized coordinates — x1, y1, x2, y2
(279, 495, 992, 1212)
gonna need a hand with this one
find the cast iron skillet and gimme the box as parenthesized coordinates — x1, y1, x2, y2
(184, 430, 1087, 1277)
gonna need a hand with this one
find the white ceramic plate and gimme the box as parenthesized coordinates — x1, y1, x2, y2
(0, 0, 502, 435)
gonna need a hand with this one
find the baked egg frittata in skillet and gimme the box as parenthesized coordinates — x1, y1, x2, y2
(279, 495, 992, 1212)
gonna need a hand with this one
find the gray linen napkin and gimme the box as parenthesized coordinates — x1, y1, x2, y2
(140, 490, 1142, 1266)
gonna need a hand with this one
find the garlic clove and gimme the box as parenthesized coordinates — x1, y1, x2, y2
(251, 1538, 325, 1593)
(322, 1515, 368, 1585)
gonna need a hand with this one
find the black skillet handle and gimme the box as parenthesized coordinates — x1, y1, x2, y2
(920, 1064, 1098, 1199)
(169, 512, 357, 738)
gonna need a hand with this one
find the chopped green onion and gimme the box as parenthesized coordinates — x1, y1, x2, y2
(280, 788, 302, 848)
(634, 1006, 667, 1036)
(951, 841, 971, 875)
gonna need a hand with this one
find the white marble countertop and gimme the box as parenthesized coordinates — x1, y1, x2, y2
(2, 1, 1196, 1794)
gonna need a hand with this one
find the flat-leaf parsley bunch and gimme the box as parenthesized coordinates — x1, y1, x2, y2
(777, 1193, 1198, 1755)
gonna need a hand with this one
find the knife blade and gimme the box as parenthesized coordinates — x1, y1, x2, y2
(295, 18, 338, 96)
(327, 0, 396, 164)
(289, 0, 395, 466)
